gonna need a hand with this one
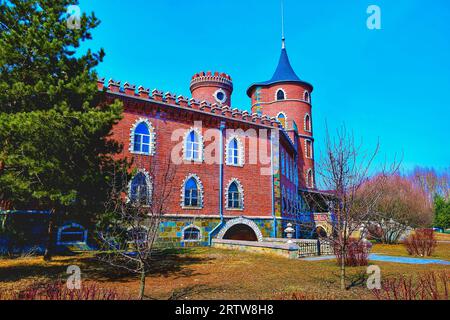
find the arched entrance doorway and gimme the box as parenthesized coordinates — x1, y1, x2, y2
(312, 226, 328, 239)
(216, 217, 264, 242)
(223, 224, 258, 241)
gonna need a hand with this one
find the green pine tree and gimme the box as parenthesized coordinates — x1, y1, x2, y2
(434, 196, 450, 230)
(0, 0, 128, 260)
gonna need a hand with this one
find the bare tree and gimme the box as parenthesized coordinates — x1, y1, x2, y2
(363, 174, 433, 244)
(314, 125, 398, 290)
(408, 167, 450, 200)
(97, 155, 176, 300)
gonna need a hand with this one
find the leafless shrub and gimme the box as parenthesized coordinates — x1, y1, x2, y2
(0, 281, 130, 300)
(334, 238, 372, 267)
(372, 271, 449, 300)
(404, 229, 437, 257)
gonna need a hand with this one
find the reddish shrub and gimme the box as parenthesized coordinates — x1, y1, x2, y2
(372, 271, 448, 300)
(334, 238, 372, 267)
(404, 229, 437, 257)
(1, 281, 130, 300)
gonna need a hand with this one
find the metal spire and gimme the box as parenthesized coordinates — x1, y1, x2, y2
(281, 0, 285, 49)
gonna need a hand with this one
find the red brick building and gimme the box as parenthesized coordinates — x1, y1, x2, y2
(97, 40, 321, 246)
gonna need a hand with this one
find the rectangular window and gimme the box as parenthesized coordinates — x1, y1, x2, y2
(229, 192, 241, 209)
(134, 135, 142, 152)
(306, 140, 312, 158)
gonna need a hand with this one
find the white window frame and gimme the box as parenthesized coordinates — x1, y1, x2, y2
(275, 88, 287, 101)
(181, 174, 204, 209)
(303, 90, 310, 103)
(225, 178, 245, 211)
(57, 223, 88, 245)
(183, 128, 203, 162)
(129, 118, 156, 156)
(276, 112, 288, 129)
(304, 113, 312, 132)
(181, 224, 202, 242)
(127, 169, 152, 206)
(306, 168, 314, 188)
(225, 135, 245, 167)
(305, 139, 313, 159)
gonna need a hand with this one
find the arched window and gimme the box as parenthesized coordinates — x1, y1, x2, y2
(304, 114, 311, 132)
(181, 174, 204, 209)
(304, 91, 310, 103)
(277, 112, 287, 129)
(276, 89, 286, 101)
(305, 140, 313, 159)
(129, 172, 151, 205)
(184, 177, 200, 207)
(306, 169, 314, 188)
(182, 225, 201, 242)
(127, 227, 149, 246)
(57, 223, 87, 245)
(131, 120, 154, 155)
(226, 180, 244, 210)
(184, 129, 202, 161)
(226, 137, 243, 166)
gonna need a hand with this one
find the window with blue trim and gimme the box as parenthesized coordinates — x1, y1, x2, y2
(133, 122, 151, 154)
(130, 172, 151, 205)
(183, 227, 201, 241)
(227, 138, 239, 165)
(277, 113, 286, 128)
(184, 177, 200, 207)
(227, 182, 242, 209)
(185, 130, 201, 161)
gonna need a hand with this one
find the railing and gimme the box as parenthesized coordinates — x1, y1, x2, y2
(296, 239, 334, 257)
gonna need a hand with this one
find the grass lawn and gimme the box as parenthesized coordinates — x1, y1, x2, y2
(0, 243, 449, 300)
(435, 232, 450, 242)
(371, 242, 450, 260)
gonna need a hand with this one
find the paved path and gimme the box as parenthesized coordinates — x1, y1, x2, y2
(303, 254, 450, 265)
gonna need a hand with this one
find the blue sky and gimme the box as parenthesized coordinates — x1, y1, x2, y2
(78, 0, 450, 172)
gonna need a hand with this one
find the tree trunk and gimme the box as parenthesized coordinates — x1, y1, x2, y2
(340, 246, 346, 290)
(43, 208, 56, 261)
(138, 263, 146, 300)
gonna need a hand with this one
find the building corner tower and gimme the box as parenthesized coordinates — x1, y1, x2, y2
(246, 39, 316, 190)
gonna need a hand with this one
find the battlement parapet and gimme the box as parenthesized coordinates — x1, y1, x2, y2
(108, 79, 121, 93)
(97, 78, 105, 90)
(138, 86, 150, 99)
(190, 70, 233, 91)
(124, 82, 136, 96)
(102, 77, 282, 129)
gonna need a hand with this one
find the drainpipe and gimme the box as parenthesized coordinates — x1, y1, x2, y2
(270, 130, 277, 238)
(208, 121, 226, 245)
(219, 121, 225, 221)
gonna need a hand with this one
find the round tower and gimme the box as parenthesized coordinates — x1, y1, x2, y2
(190, 71, 233, 106)
(247, 41, 315, 190)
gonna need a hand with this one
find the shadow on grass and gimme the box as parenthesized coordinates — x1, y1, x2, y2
(167, 284, 226, 300)
(0, 248, 215, 284)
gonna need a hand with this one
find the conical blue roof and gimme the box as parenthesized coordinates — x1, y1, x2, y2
(247, 46, 312, 97)
(269, 48, 301, 82)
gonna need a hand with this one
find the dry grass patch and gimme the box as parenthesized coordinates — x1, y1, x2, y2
(0, 245, 449, 300)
